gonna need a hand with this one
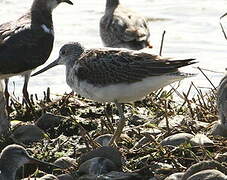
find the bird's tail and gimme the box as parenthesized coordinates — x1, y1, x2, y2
(166, 58, 197, 78)
(173, 71, 197, 77)
(169, 58, 197, 69)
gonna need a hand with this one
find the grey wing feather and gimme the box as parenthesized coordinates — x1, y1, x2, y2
(0, 13, 31, 44)
(111, 13, 149, 42)
(76, 49, 195, 86)
(0, 13, 54, 75)
(217, 75, 227, 124)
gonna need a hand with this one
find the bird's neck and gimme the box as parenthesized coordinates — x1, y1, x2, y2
(65, 61, 76, 88)
(106, 0, 120, 10)
(65, 58, 76, 72)
(31, 0, 54, 28)
(31, 10, 53, 29)
(31, 0, 56, 12)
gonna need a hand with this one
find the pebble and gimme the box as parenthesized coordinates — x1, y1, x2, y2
(36, 113, 63, 131)
(78, 171, 143, 180)
(57, 173, 74, 180)
(160, 133, 194, 146)
(10, 124, 45, 144)
(54, 157, 77, 169)
(78, 157, 118, 175)
(94, 134, 113, 146)
(186, 169, 227, 180)
(182, 160, 227, 180)
(79, 146, 122, 171)
(190, 133, 214, 146)
(164, 172, 184, 180)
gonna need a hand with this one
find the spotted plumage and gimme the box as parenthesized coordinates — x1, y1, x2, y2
(76, 49, 195, 86)
(33, 42, 196, 103)
(32, 42, 196, 145)
(100, 0, 152, 50)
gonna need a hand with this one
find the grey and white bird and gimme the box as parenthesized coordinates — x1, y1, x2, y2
(209, 75, 227, 137)
(100, 0, 152, 50)
(32, 42, 196, 145)
(0, 144, 59, 180)
(0, 0, 73, 108)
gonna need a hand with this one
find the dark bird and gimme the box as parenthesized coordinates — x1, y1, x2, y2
(32, 42, 196, 145)
(100, 0, 152, 50)
(0, 144, 59, 180)
(0, 0, 73, 108)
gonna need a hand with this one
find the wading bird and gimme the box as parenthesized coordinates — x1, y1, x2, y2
(0, 0, 73, 108)
(100, 0, 152, 50)
(33, 42, 196, 145)
(0, 144, 59, 180)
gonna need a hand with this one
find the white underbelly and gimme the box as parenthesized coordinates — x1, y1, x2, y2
(70, 75, 186, 103)
(0, 70, 33, 80)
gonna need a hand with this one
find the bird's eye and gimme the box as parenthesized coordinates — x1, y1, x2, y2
(61, 50, 66, 55)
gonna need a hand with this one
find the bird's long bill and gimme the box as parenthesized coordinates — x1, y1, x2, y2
(32, 59, 59, 77)
(62, 0, 73, 5)
(29, 156, 61, 169)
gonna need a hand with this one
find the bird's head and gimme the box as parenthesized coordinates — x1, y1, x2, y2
(32, 0, 73, 12)
(32, 42, 85, 76)
(0, 144, 60, 169)
(57, 42, 85, 64)
(0, 145, 31, 168)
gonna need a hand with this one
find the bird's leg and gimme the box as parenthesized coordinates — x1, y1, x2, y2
(108, 101, 126, 146)
(22, 72, 32, 108)
(104, 103, 115, 132)
(4, 78, 11, 112)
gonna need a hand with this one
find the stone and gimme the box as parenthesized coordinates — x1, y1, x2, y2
(160, 133, 194, 146)
(186, 169, 227, 180)
(190, 133, 214, 146)
(10, 124, 45, 144)
(164, 172, 184, 180)
(78, 157, 118, 175)
(79, 146, 122, 171)
(54, 157, 77, 169)
(35, 113, 62, 131)
(94, 134, 113, 146)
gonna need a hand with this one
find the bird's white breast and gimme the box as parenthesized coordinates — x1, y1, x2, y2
(67, 73, 186, 103)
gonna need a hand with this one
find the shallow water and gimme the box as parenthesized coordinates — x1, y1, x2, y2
(1, 0, 227, 99)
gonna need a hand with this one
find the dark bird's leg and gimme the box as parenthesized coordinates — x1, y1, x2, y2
(22, 72, 32, 108)
(108, 101, 126, 146)
(4, 78, 11, 112)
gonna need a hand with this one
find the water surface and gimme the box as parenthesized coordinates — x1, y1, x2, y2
(1, 0, 227, 98)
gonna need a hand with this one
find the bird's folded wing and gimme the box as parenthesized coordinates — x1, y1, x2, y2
(0, 15, 53, 75)
(110, 15, 149, 42)
(217, 76, 227, 123)
(76, 49, 193, 86)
